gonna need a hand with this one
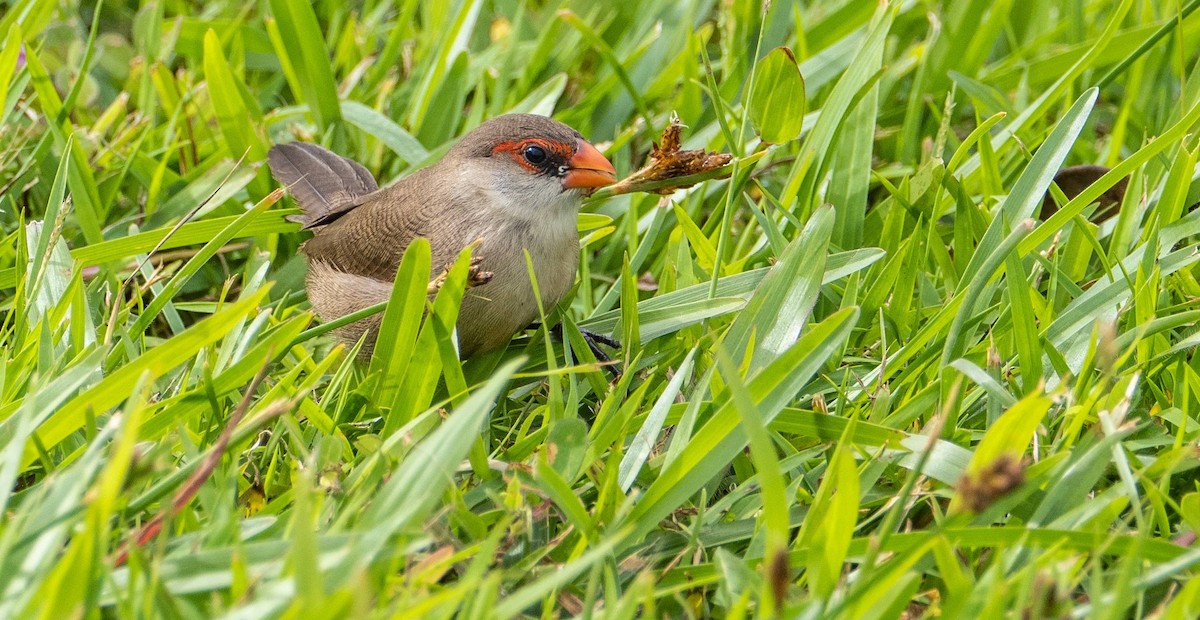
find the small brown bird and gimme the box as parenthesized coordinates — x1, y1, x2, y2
(268, 113, 617, 358)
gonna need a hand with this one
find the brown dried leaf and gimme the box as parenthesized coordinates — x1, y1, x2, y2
(636, 271, 658, 292)
(955, 454, 1026, 513)
(606, 115, 733, 196)
(1039, 165, 1129, 222)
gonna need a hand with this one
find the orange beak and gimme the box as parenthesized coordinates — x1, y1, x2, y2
(562, 139, 616, 190)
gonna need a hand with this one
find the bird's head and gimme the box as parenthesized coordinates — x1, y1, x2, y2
(446, 114, 616, 209)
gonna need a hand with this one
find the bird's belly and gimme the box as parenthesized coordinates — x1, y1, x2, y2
(455, 226, 579, 357)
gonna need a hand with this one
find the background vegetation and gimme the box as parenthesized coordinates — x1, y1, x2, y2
(3, 0, 1200, 616)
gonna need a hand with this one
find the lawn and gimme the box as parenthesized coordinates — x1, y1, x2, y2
(3, 0, 1200, 617)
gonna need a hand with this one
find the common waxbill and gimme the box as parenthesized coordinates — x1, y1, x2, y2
(267, 113, 617, 358)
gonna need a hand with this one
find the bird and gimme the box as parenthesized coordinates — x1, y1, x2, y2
(267, 113, 618, 360)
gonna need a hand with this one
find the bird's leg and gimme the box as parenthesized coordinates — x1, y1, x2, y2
(580, 328, 623, 380)
(545, 323, 623, 379)
(426, 274, 445, 296)
(579, 329, 621, 350)
(427, 255, 494, 295)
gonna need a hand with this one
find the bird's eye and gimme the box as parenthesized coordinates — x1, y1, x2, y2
(522, 144, 547, 164)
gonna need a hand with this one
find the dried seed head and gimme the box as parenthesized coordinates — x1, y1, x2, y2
(955, 454, 1026, 513)
(767, 546, 790, 614)
(604, 116, 733, 195)
(1095, 320, 1118, 374)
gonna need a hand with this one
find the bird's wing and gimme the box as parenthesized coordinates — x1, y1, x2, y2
(299, 166, 474, 282)
(267, 142, 379, 228)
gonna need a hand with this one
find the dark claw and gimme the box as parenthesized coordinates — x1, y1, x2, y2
(430, 255, 492, 294)
(579, 329, 621, 350)
(464, 255, 493, 288)
(545, 324, 623, 379)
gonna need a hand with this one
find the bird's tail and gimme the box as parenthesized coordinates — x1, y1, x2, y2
(306, 260, 391, 358)
(267, 142, 379, 228)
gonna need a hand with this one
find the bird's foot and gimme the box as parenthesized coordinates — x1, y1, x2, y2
(579, 328, 621, 350)
(580, 328, 623, 380)
(465, 255, 494, 288)
(546, 324, 623, 379)
(427, 273, 446, 296)
(428, 255, 493, 295)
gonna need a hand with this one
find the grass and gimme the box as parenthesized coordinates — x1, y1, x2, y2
(2, 0, 1200, 616)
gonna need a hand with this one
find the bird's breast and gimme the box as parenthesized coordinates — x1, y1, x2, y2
(455, 208, 580, 356)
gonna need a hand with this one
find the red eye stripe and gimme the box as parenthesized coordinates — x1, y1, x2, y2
(491, 139, 573, 172)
